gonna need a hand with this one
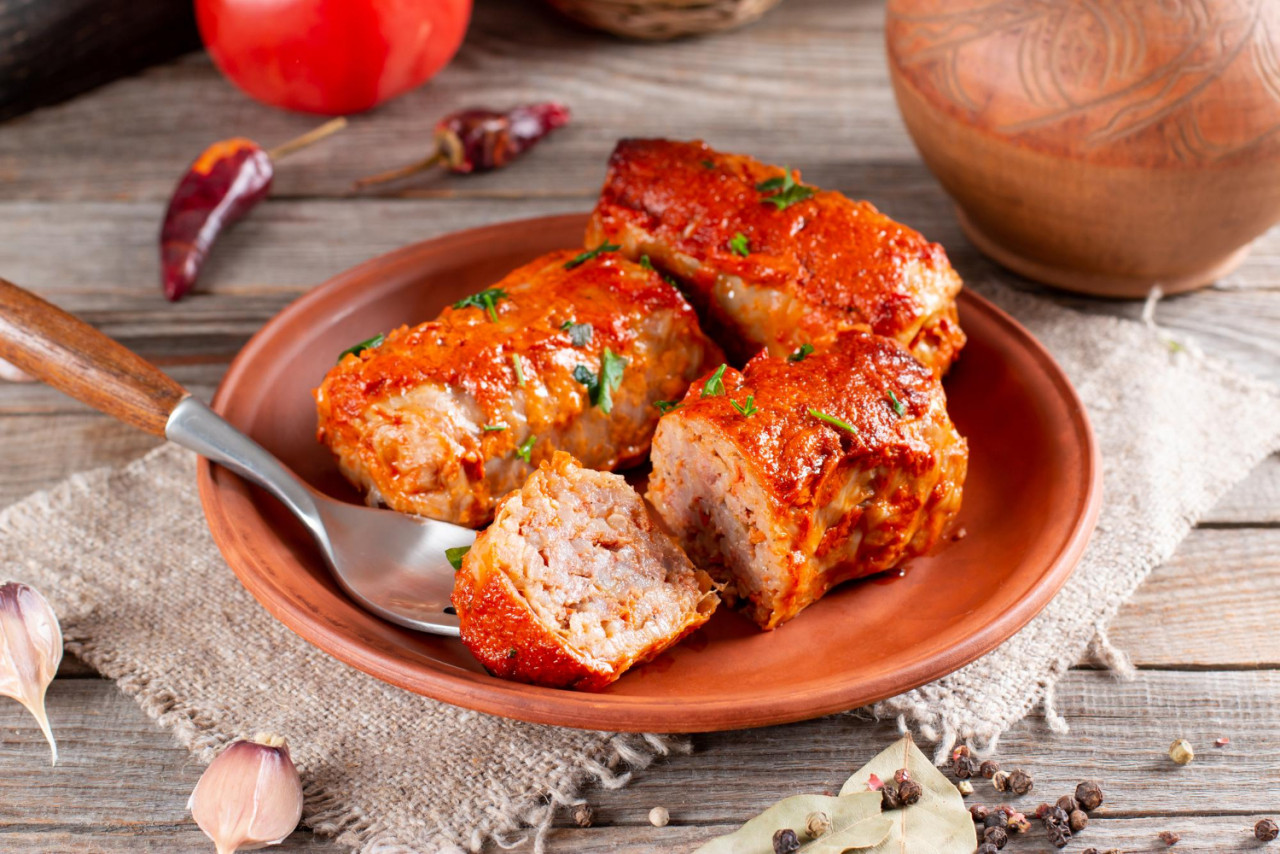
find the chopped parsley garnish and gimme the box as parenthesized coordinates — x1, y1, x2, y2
(809, 408, 858, 436)
(756, 169, 816, 211)
(638, 254, 681, 288)
(453, 288, 508, 323)
(730, 394, 758, 418)
(573, 348, 628, 414)
(565, 241, 621, 269)
(337, 333, 384, 363)
(700, 159, 716, 169)
(560, 320, 593, 347)
(654, 399, 681, 414)
(506, 648, 518, 659)
(887, 390, 905, 417)
(445, 545, 471, 570)
(516, 434, 536, 463)
(788, 343, 814, 362)
(483, 423, 508, 432)
(511, 354, 526, 387)
(729, 232, 751, 257)
(701, 364, 728, 398)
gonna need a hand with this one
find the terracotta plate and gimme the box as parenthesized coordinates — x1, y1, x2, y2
(199, 213, 1101, 733)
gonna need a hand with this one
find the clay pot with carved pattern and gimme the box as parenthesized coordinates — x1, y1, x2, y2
(886, 0, 1280, 297)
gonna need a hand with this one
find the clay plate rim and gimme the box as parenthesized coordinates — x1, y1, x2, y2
(197, 213, 1102, 733)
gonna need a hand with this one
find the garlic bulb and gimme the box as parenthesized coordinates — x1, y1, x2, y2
(189, 734, 304, 854)
(0, 582, 63, 765)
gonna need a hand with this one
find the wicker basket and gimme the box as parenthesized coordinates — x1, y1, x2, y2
(545, 0, 784, 40)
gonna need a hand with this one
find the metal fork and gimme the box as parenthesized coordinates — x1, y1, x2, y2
(0, 277, 471, 636)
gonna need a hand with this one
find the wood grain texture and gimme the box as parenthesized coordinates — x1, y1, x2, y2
(0, 278, 187, 434)
(2, 671, 1278, 851)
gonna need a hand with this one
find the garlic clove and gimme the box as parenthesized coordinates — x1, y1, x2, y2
(189, 734, 304, 854)
(0, 582, 63, 765)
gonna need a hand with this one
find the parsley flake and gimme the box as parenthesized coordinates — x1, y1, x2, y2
(654, 400, 681, 414)
(337, 333, 385, 363)
(516, 434, 537, 463)
(453, 288, 508, 323)
(730, 394, 758, 418)
(639, 254, 654, 270)
(565, 241, 621, 269)
(702, 364, 728, 398)
(809, 408, 859, 436)
(700, 159, 716, 169)
(573, 348, 628, 414)
(788, 343, 814, 362)
(511, 354, 526, 387)
(756, 168, 815, 211)
(560, 320, 593, 347)
(729, 232, 751, 257)
(483, 423, 508, 432)
(887, 390, 905, 417)
(506, 648, 518, 659)
(445, 545, 471, 570)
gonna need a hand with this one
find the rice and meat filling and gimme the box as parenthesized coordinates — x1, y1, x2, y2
(454, 452, 718, 689)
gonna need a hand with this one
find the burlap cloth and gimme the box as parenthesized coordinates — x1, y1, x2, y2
(2, 281, 1278, 853)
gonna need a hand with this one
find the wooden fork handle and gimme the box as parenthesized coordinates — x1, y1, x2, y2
(0, 278, 188, 436)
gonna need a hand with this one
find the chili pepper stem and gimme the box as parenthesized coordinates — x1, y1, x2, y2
(353, 149, 447, 189)
(266, 117, 348, 161)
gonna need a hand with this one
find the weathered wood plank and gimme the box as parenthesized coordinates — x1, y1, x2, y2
(1106, 528, 1280, 668)
(1204, 454, 1280, 525)
(513, 815, 1280, 854)
(0, 0, 902, 203)
(1, 671, 1276, 851)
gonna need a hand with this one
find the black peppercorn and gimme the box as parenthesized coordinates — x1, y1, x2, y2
(772, 828, 801, 854)
(1075, 780, 1104, 812)
(979, 759, 1000, 778)
(1034, 803, 1053, 820)
(985, 811, 1009, 830)
(1069, 809, 1089, 833)
(1082, 849, 1099, 854)
(1056, 794, 1079, 814)
(1159, 830, 1180, 846)
(1049, 806, 1069, 825)
(955, 756, 977, 779)
(970, 805, 991, 823)
(572, 803, 594, 828)
(897, 778, 922, 806)
(984, 826, 1009, 849)
(1045, 821, 1071, 848)
(893, 768, 911, 784)
(1257, 818, 1279, 842)
(1008, 769, 1033, 796)
(881, 785, 902, 810)
(976, 845, 999, 854)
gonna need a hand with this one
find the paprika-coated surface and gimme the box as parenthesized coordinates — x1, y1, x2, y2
(314, 248, 722, 527)
(648, 330, 968, 630)
(586, 139, 965, 371)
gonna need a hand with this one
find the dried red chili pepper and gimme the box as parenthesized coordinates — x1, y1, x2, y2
(354, 102, 571, 188)
(159, 117, 346, 302)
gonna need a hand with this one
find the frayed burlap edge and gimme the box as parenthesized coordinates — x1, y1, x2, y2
(0, 450, 689, 854)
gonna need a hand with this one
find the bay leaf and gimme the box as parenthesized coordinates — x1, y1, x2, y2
(838, 734, 977, 854)
(693, 790, 890, 854)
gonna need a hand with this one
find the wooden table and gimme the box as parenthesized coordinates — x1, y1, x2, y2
(1, 1, 1277, 850)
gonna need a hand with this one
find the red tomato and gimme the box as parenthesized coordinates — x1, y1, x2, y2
(196, 0, 472, 115)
